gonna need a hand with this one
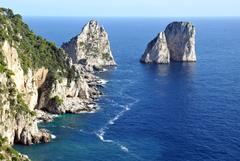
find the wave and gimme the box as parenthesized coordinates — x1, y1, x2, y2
(51, 134, 56, 139)
(61, 125, 76, 130)
(51, 114, 60, 118)
(120, 145, 129, 152)
(37, 120, 43, 123)
(99, 79, 108, 85)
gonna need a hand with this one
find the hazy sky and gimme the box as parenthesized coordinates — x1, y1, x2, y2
(0, 0, 239, 17)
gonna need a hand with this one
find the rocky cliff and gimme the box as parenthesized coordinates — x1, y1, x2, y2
(0, 8, 103, 160)
(165, 22, 196, 62)
(62, 20, 116, 71)
(0, 136, 30, 161)
(37, 65, 102, 114)
(140, 32, 170, 64)
(140, 22, 196, 63)
(0, 8, 55, 146)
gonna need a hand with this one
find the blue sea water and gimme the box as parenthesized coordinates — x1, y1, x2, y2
(14, 17, 240, 161)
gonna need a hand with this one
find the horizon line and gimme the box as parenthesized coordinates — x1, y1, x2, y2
(22, 15, 240, 18)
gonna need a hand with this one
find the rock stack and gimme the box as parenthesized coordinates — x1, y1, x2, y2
(62, 20, 117, 71)
(141, 22, 197, 64)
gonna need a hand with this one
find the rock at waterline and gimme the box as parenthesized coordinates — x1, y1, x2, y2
(140, 21, 197, 64)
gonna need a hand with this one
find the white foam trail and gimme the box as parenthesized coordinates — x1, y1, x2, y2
(98, 68, 108, 73)
(120, 145, 129, 152)
(51, 134, 56, 139)
(96, 128, 113, 143)
(108, 112, 121, 125)
(95, 97, 139, 153)
(108, 105, 129, 125)
(99, 79, 108, 85)
(61, 125, 75, 130)
(37, 120, 43, 123)
(51, 114, 60, 118)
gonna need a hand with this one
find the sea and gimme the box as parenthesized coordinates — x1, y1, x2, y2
(14, 17, 240, 161)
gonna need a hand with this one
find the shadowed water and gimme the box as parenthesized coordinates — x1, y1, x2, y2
(14, 17, 240, 161)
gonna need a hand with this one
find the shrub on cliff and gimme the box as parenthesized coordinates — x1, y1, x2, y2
(0, 136, 30, 161)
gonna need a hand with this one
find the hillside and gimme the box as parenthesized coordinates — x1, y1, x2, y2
(0, 8, 102, 160)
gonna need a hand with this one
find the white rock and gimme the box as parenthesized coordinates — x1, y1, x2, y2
(1, 41, 49, 110)
(62, 20, 116, 70)
(0, 41, 51, 145)
(140, 32, 170, 64)
(164, 22, 197, 61)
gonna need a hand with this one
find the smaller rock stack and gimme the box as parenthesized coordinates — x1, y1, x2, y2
(140, 32, 170, 64)
(140, 22, 197, 64)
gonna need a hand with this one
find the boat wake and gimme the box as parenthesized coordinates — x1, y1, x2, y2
(108, 105, 130, 125)
(96, 128, 113, 143)
(120, 145, 129, 152)
(95, 96, 139, 153)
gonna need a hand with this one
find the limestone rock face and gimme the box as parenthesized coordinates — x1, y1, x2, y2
(2, 41, 49, 111)
(164, 22, 197, 61)
(62, 20, 116, 71)
(140, 32, 170, 64)
(0, 9, 107, 160)
(0, 73, 51, 145)
(1, 41, 24, 90)
(0, 41, 52, 145)
(37, 66, 102, 114)
(140, 22, 197, 64)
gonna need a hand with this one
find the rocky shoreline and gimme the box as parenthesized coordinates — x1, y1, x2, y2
(34, 70, 105, 122)
(0, 8, 116, 160)
(0, 7, 200, 161)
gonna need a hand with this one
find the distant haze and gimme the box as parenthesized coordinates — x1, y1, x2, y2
(0, 0, 239, 17)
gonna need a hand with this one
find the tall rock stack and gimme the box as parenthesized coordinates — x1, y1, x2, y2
(62, 20, 116, 71)
(140, 22, 197, 64)
(165, 22, 196, 62)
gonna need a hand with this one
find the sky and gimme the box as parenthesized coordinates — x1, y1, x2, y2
(0, 0, 239, 17)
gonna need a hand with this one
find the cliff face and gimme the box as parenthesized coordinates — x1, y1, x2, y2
(0, 8, 104, 160)
(0, 71, 51, 145)
(140, 32, 170, 64)
(1, 41, 48, 111)
(0, 136, 30, 161)
(62, 20, 116, 71)
(165, 22, 196, 62)
(0, 40, 52, 145)
(37, 69, 101, 114)
(140, 22, 197, 64)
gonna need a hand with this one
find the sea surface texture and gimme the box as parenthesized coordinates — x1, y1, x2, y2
(15, 18, 240, 161)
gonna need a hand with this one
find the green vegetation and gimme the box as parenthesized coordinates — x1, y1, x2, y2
(0, 136, 8, 146)
(0, 8, 77, 82)
(102, 52, 113, 61)
(0, 136, 30, 161)
(0, 77, 35, 117)
(0, 47, 15, 78)
(51, 96, 64, 106)
(16, 94, 36, 116)
(0, 47, 7, 73)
